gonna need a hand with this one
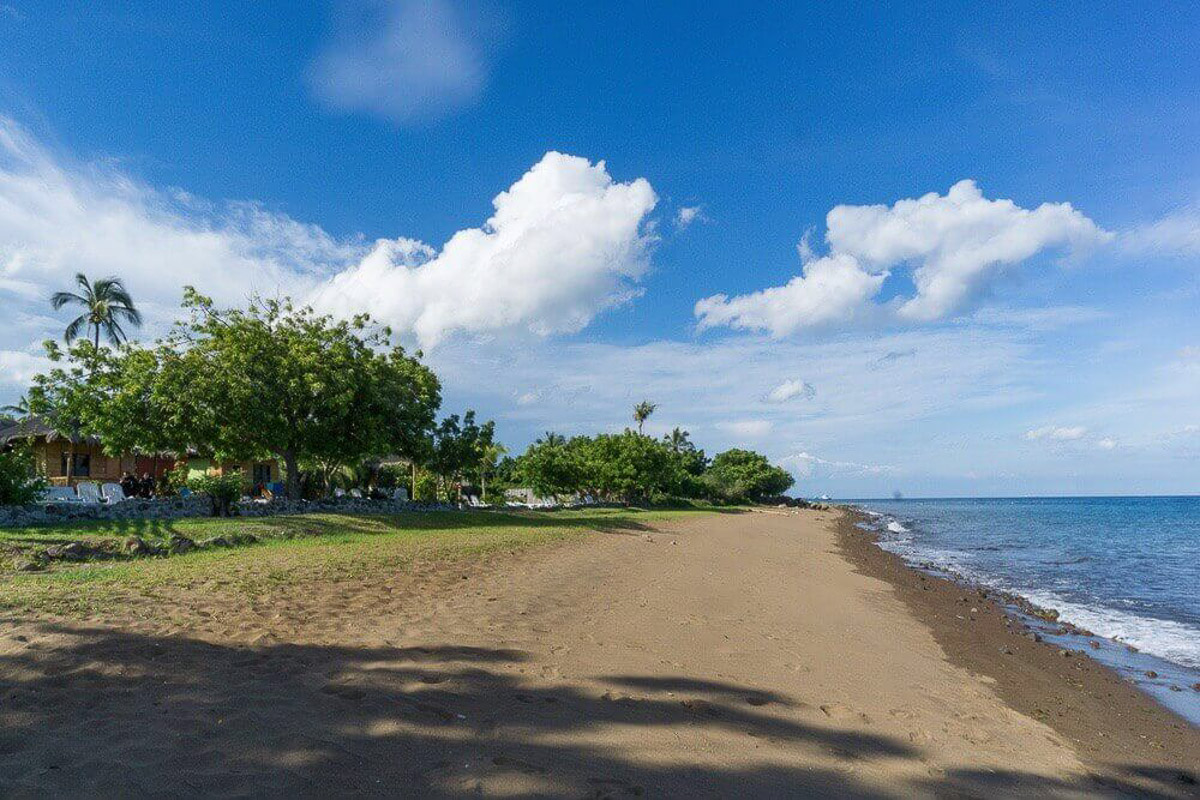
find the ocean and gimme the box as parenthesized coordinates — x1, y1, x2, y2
(851, 496, 1200, 725)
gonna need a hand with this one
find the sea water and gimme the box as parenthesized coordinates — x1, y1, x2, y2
(852, 496, 1200, 725)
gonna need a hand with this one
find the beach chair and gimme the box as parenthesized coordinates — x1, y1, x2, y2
(334, 488, 346, 498)
(101, 482, 127, 503)
(76, 482, 103, 504)
(349, 488, 363, 499)
(391, 487, 409, 501)
(42, 485, 80, 504)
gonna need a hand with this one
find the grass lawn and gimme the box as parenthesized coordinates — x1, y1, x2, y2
(0, 508, 721, 617)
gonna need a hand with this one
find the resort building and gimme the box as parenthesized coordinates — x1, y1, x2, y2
(0, 418, 279, 489)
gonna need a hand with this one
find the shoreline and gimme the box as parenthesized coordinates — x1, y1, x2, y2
(834, 508, 1200, 791)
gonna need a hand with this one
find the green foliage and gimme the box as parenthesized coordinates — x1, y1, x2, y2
(50, 273, 143, 348)
(632, 400, 657, 433)
(413, 468, 438, 502)
(187, 472, 245, 517)
(430, 410, 495, 500)
(577, 431, 681, 504)
(0, 444, 47, 506)
(703, 448, 795, 503)
(514, 437, 583, 501)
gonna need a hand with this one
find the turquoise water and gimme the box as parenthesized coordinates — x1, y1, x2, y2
(853, 496, 1200, 724)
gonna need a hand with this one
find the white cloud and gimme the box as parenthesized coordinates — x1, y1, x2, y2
(1024, 425, 1088, 441)
(1096, 437, 1117, 450)
(0, 118, 658, 388)
(694, 253, 885, 336)
(781, 451, 894, 479)
(1122, 209, 1200, 257)
(675, 205, 704, 229)
(0, 350, 52, 388)
(308, 0, 497, 123)
(696, 180, 1110, 333)
(717, 419, 772, 439)
(764, 379, 815, 404)
(0, 117, 358, 349)
(311, 152, 657, 347)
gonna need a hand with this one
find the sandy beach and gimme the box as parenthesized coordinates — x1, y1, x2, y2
(1, 508, 1197, 798)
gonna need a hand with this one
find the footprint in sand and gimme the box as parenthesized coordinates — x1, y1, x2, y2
(820, 703, 872, 724)
(586, 777, 645, 798)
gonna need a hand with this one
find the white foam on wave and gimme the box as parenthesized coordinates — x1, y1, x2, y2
(1022, 590, 1200, 669)
(885, 520, 909, 534)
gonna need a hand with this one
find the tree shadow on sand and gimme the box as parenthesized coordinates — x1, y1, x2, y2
(0, 624, 1193, 798)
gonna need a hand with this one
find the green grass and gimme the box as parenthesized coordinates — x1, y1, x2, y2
(0, 508, 722, 616)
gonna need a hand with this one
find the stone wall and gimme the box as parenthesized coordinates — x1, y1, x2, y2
(0, 495, 458, 528)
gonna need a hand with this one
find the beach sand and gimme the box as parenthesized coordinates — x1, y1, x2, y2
(1, 508, 1197, 797)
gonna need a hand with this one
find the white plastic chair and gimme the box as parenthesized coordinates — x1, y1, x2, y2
(101, 482, 127, 503)
(349, 488, 363, 499)
(43, 486, 80, 504)
(76, 482, 103, 504)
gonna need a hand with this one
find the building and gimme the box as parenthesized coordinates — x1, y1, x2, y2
(0, 417, 279, 489)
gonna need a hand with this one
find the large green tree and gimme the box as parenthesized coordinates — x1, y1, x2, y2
(106, 290, 441, 500)
(703, 448, 795, 503)
(430, 410, 495, 501)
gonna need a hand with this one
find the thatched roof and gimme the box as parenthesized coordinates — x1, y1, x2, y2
(0, 417, 101, 447)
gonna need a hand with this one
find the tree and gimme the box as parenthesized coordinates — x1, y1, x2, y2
(478, 441, 508, 501)
(632, 401, 657, 434)
(663, 427, 707, 476)
(0, 444, 46, 506)
(576, 431, 680, 504)
(430, 410, 495, 501)
(703, 449, 794, 503)
(51, 273, 143, 351)
(514, 436, 582, 502)
(104, 290, 441, 500)
(1, 395, 30, 420)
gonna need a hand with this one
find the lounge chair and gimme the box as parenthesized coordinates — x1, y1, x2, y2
(101, 482, 127, 503)
(391, 487, 409, 501)
(334, 488, 346, 498)
(42, 486, 80, 504)
(76, 482, 103, 504)
(349, 488, 363, 499)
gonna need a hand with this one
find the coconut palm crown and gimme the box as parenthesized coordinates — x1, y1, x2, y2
(50, 273, 143, 348)
(633, 400, 658, 434)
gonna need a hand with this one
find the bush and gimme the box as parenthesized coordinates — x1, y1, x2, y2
(0, 445, 47, 506)
(188, 471, 245, 517)
(703, 449, 795, 503)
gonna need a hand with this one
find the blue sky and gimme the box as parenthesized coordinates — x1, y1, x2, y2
(1, 1, 1197, 497)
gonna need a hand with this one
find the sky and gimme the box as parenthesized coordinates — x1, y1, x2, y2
(0, 1, 1197, 497)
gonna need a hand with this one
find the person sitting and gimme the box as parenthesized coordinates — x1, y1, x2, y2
(120, 471, 138, 499)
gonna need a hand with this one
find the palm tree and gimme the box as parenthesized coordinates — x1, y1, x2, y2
(51, 273, 143, 349)
(478, 442, 508, 501)
(664, 426, 691, 453)
(1, 395, 30, 420)
(538, 431, 566, 447)
(633, 400, 658, 434)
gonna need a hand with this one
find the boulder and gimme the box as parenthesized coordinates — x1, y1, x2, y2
(168, 535, 196, 554)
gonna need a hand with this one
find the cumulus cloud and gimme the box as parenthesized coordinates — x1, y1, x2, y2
(1024, 425, 1088, 441)
(696, 180, 1110, 334)
(311, 152, 657, 347)
(0, 350, 52, 388)
(0, 118, 658, 391)
(308, 0, 499, 123)
(695, 253, 885, 336)
(764, 379, 815, 404)
(675, 205, 704, 230)
(1096, 437, 1117, 450)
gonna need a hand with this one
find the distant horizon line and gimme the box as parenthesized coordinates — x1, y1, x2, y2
(825, 494, 1200, 502)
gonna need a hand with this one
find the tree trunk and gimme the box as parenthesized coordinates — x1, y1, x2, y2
(411, 462, 417, 500)
(283, 450, 300, 500)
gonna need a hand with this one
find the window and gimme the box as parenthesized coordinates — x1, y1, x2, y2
(60, 453, 91, 477)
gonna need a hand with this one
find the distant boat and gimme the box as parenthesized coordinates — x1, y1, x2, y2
(819, 494, 830, 501)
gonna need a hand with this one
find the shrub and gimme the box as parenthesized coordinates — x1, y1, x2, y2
(0, 445, 47, 506)
(188, 471, 245, 517)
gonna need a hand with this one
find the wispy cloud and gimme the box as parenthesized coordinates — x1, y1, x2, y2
(308, 0, 502, 123)
(674, 205, 704, 230)
(1025, 425, 1088, 442)
(763, 379, 815, 404)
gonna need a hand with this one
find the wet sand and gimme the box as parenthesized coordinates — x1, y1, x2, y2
(1, 508, 1197, 797)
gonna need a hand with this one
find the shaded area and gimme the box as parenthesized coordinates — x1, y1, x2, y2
(1, 624, 1192, 798)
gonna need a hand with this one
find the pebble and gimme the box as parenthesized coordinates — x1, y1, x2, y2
(1145, 670, 1159, 679)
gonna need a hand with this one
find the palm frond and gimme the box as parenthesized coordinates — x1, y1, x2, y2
(104, 319, 127, 346)
(49, 290, 86, 311)
(63, 314, 88, 343)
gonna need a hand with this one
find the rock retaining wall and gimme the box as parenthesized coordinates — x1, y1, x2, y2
(0, 495, 458, 528)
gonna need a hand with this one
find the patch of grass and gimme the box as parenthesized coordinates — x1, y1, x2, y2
(0, 508, 720, 616)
